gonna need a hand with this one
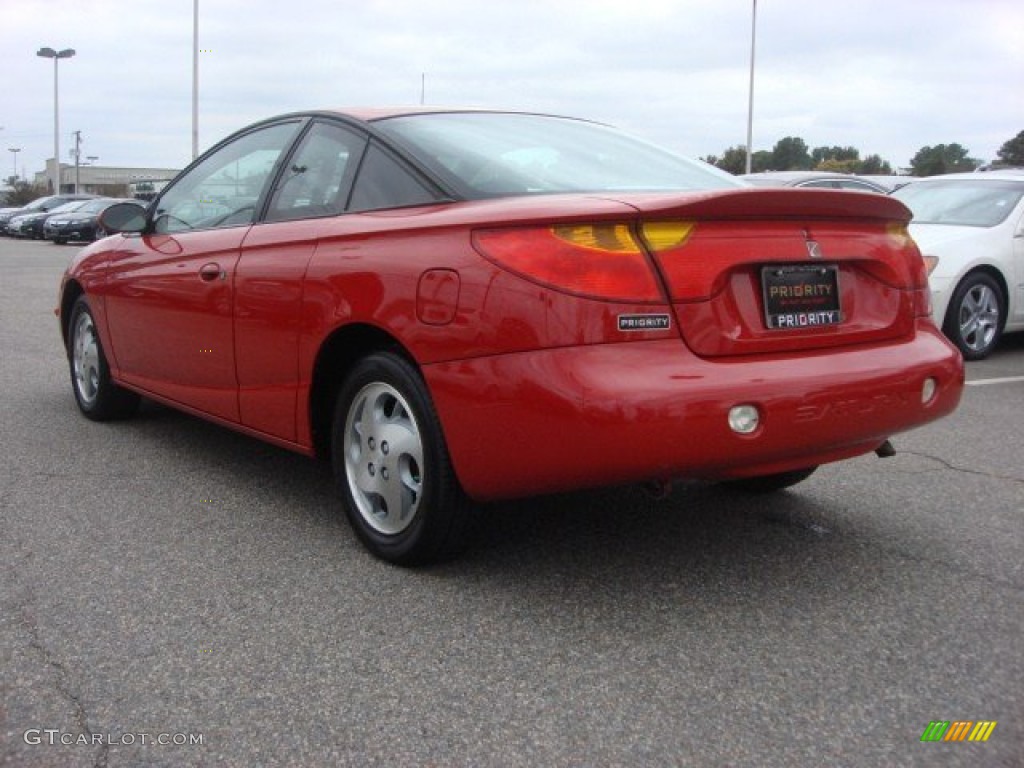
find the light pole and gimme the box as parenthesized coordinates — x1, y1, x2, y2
(745, 0, 757, 174)
(8, 148, 20, 182)
(37, 47, 76, 194)
(73, 130, 82, 193)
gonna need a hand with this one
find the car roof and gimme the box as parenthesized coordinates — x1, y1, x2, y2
(260, 107, 592, 129)
(323, 106, 548, 122)
(739, 171, 889, 192)
(741, 171, 864, 182)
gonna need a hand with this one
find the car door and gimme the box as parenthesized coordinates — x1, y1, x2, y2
(103, 120, 302, 421)
(234, 120, 368, 441)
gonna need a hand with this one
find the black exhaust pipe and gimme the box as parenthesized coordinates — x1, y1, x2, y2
(875, 440, 896, 458)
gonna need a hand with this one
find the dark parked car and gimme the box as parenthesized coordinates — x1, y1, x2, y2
(59, 108, 964, 565)
(44, 198, 147, 244)
(0, 194, 97, 235)
(9, 199, 96, 239)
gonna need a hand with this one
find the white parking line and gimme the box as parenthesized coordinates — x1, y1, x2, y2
(965, 376, 1024, 387)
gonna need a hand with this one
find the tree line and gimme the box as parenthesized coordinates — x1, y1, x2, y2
(702, 129, 1024, 176)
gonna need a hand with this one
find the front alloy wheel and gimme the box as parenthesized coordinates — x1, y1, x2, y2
(67, 296, 140, 420)
(332, 352, 470, 565)
(944, 272, 1004, 361)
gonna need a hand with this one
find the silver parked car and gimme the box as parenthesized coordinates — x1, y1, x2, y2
(740, 171, 888, 193)
(892, 172, 1024, 359)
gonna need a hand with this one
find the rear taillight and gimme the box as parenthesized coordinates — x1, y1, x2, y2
(638, 220, 727, 302)
(889, 223, 933, 318)
(472, 224, 663, 302)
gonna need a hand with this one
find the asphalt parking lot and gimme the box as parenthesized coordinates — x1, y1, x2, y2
(2, 237, 1021, 767)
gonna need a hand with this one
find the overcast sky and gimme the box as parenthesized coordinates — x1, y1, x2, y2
(2, 0, 1022, 179)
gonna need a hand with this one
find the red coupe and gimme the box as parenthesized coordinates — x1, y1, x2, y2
(58, 109, 964, 564)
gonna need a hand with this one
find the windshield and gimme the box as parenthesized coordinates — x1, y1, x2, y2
(374, 112, 742, 199)
(77, 198, 116, 213)
(893, 179, 1024, 227)
(49, 200, 93, 215)
(23, 197, 55, 211)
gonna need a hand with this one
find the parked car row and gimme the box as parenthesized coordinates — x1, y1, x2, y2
(0, 193, 96, 235)
(0, 194, 147, 243)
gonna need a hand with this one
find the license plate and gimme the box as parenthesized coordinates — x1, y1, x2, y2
(761, 264, 841, 329)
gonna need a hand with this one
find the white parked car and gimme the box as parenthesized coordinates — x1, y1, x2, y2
(892, 172, 1024, 360)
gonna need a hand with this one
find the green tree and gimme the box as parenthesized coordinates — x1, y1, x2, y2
(858, 154, 893, 175)
(996, 130, 1024, 167)
(909, 144, 979, 176)
(3, 179, 45, 206)
(706, 145, 749, 174)
(817, 158, 860, 174)
(771, 136, 812, 171)
(812, 145, 860, 167)
(752, 150, 773, 172)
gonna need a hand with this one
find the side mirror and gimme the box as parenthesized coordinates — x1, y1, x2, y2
(99, 202, 147, 234)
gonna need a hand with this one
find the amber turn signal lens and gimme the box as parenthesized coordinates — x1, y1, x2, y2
(639, 221, 696, 251)
(472, 224, 663, 302)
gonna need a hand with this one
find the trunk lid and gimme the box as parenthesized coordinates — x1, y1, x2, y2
(612, 189, 930, 357)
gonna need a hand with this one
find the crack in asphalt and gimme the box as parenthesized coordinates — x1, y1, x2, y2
(15, 582, 109, 768)
(899, 449, 1024, 485)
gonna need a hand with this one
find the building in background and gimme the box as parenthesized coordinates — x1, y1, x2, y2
(34, 160, 180, 199)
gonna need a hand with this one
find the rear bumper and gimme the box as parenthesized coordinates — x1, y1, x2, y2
(424, 321, 964, 501)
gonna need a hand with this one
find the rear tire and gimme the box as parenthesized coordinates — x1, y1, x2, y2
(723, 466, 817, 493)
(67, 296, 140, 420)
(331, 352, 470, 565)
(943, 272, 1004, 361)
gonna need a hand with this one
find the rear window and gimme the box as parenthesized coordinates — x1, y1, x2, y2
(373, 112, 741, 200)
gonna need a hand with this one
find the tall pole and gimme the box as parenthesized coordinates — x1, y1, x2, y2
(73, 130, 82, 193)
(192, 0, 199, 160)
(37, 47, 75, 194)
(745, 0, 757, 174)
(53, 55, 60, 192)
(8, 148, 20, 181)
(53, 56, 59, 191)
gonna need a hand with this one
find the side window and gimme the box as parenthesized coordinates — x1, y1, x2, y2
(348, 143, 441, 212)
(267, 122, 368, 222)
(154, 121, 300, 233)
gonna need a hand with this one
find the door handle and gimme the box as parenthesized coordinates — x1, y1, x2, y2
(199, 262, 225, 282)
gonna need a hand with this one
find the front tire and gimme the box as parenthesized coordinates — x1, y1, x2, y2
(943, 272, 1004, 360)
(67, 296, 140, 420)
(331, 352, 470, 565)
